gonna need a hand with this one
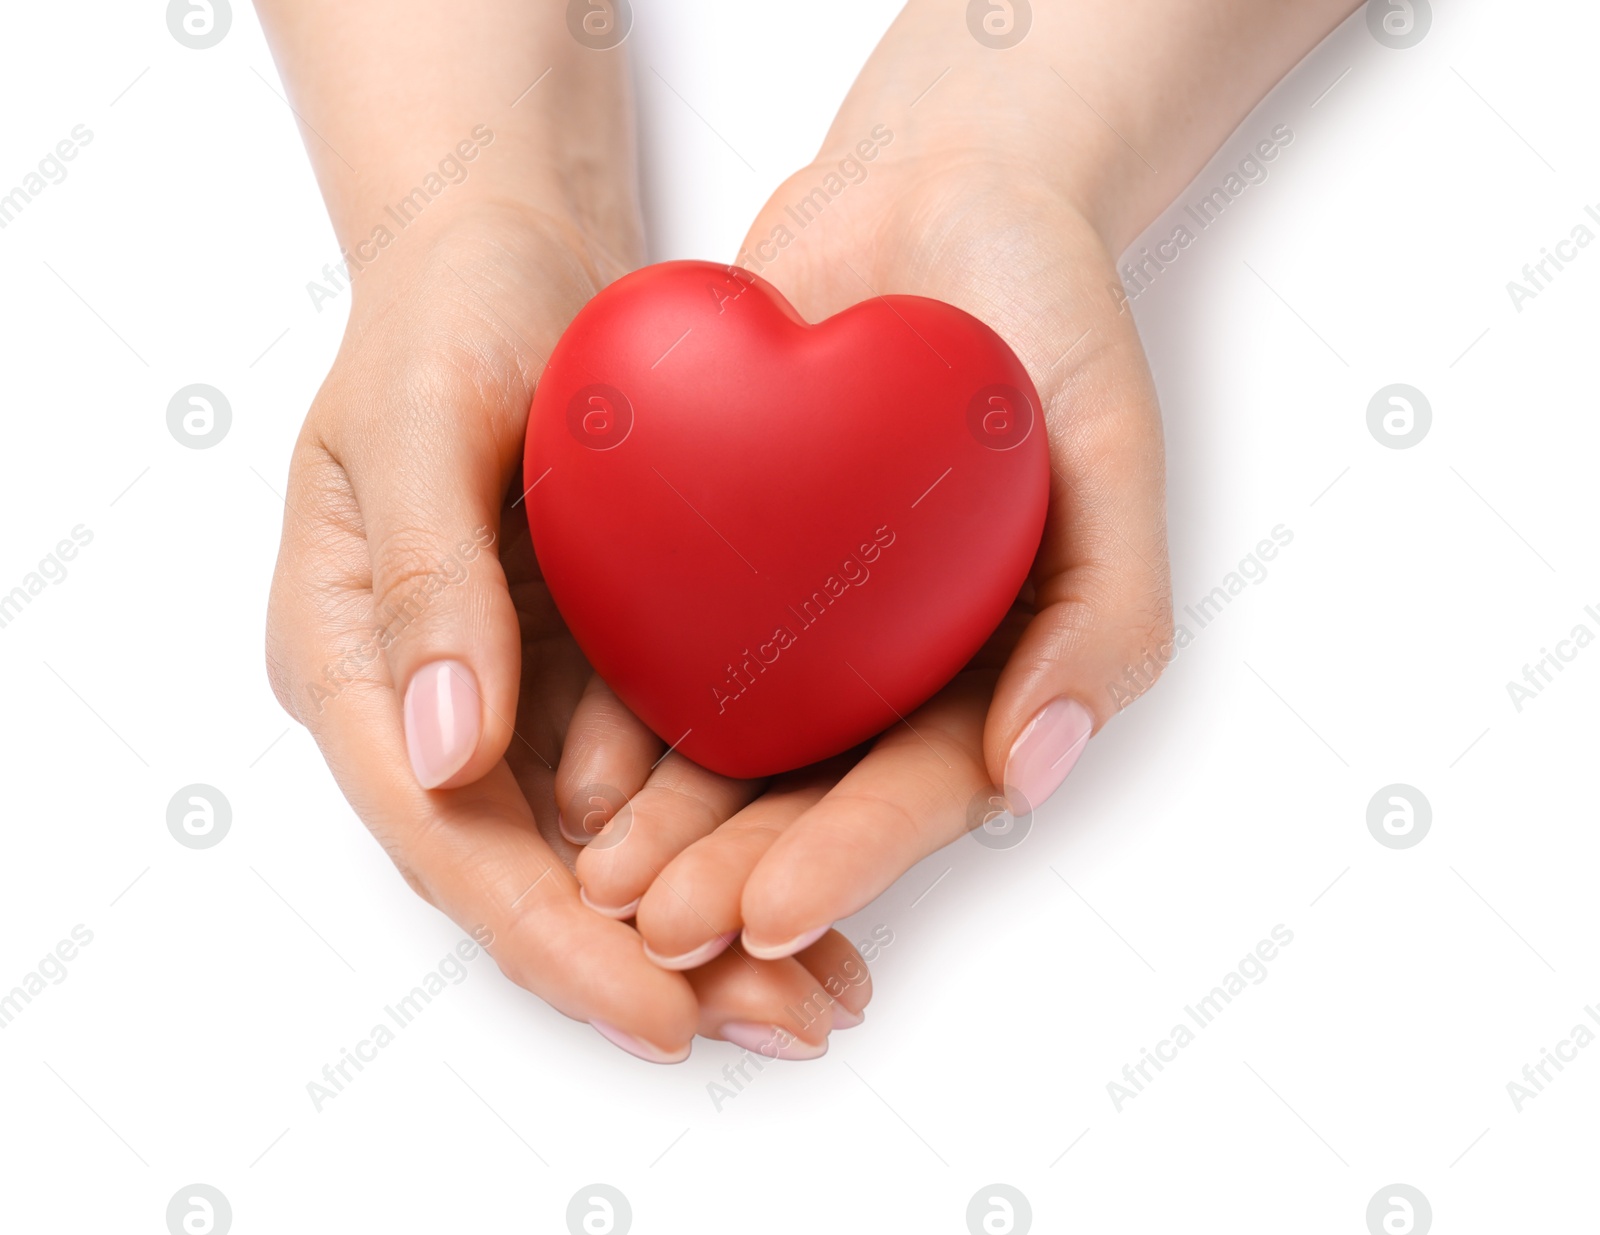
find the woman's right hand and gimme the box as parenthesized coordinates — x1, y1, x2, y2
(264, 206, 870, 1061)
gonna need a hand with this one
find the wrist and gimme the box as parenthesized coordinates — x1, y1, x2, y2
(336, 195, 618, 336)
(818, 4, 1138, 251)
(841, 0, 1360, 254)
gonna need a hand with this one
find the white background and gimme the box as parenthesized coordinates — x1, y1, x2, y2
(1, 1, 1596, 1231)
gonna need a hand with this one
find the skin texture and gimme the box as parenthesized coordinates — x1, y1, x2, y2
(259, 0, 1360, 1057)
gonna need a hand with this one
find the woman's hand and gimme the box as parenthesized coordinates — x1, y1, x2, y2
(255, 0, 875, 1060)
(265, 206, 871, 1060)
(564, 104, 1169, 971)
(578, 0, 1359, 966)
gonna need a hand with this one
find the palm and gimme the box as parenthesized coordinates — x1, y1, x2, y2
(293, 216, 629, 858)
(606, 137, 1165, 968)
(272, 210, 877, 1059)
(733, 155, 1111, 695)
(747, 153, 1106, 371)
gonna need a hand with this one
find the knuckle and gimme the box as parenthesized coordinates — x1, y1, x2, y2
(368, 525, 467, 635)
(294, 628, 393, 724)
(492, 889, 562, 992)
(827, 787, 927, 849)
(264, 439, 386, 723)
(263, 634, 302, 724)
(646, 786, 723, 836)
(1106, 589, 1177, 711)
(1132, 588, 1176, 665)
(369, 824, 436, 907)
(262, 579, 302, 724)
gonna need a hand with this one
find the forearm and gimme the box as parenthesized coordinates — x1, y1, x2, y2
(830, 0, 1362, 250)
(253, 0, 639, 258)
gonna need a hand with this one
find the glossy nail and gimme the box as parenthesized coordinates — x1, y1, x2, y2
(831, 1002, 865, 1030)
(403, 660, 480, 789)
(591, 1020, 690, 1064)
(1003, 697, 1093, 811)
(719, 1021, 828, 1060)
(740, 924, 828, 961)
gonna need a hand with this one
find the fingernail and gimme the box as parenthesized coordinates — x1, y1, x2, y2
(831, 1003, 865, 1030)
(403, 660, 481, 789)
(591, 1020, 690, 1064)
(1003, 697, 1094, 810)
(558, 812, 591, 846)
(740, 924, 829, 961)
(719, 1022, 828, 1060)
(579, 887, 641, 920)
(643, 931, 739, 971)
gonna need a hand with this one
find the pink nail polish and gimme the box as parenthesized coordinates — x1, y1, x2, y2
(1003, 697, 1093, 811)
(719, 1022, 828, 1060)
(831, 1003, 865, 1030)
(591, 1020, 690, 1064)
(740, 924, 829, 961)
(643, 931, 739, 971)
(403, 660, 481, 789)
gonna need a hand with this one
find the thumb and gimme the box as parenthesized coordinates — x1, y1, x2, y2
(328, 364, 528, 792)
(982, 255, 1173, 812)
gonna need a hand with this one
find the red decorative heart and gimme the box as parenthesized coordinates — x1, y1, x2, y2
(525, 261, 1048, 778)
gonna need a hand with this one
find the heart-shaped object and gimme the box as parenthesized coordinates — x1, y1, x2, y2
(525, 260, 1048, 778)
